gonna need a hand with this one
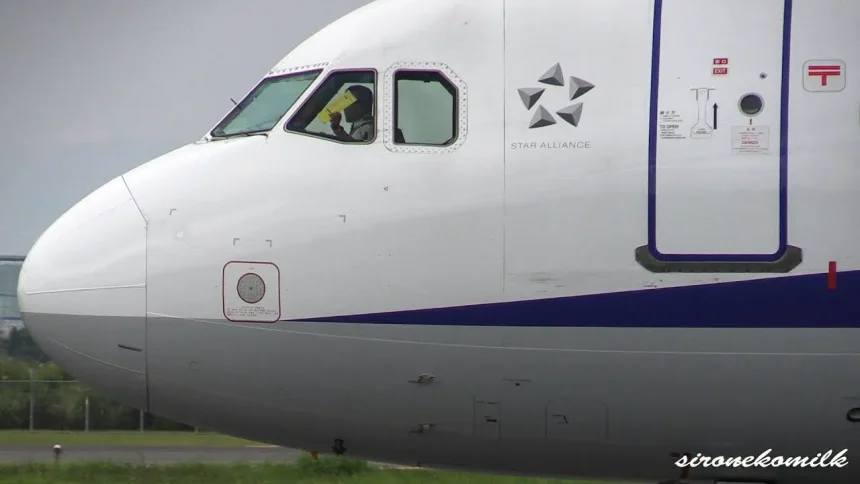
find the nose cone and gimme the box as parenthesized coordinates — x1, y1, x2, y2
(17, 176, 148, 410)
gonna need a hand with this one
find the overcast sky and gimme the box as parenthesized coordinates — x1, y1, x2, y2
(0, 0, 371, 255)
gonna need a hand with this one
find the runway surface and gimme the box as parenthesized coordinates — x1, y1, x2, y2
(0, 445, 303, 464)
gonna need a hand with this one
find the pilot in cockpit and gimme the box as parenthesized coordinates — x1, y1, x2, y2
(329, 85, 374, 142)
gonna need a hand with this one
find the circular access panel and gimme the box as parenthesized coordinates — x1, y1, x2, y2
(739, 93, 764, 116)
(237, 273, 266, 304)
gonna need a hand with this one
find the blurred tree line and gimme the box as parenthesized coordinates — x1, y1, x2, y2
(0, 327, 193, 431)
(0, 325, 49, 363)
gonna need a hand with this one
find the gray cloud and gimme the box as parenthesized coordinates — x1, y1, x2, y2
(0, 0, 371, 255)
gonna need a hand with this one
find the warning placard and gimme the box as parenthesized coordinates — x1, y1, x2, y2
(731, 126, 769, 155)
(223, 261, 281, 323)
(659, 110, 686, 139)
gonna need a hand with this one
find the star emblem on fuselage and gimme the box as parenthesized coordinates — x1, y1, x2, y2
(517, 63, 595, 129)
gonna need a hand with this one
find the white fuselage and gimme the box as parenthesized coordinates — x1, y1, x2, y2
(16, 0, 860, 483)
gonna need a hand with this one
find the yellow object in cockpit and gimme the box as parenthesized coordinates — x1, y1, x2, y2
(318, 90, 358, 123)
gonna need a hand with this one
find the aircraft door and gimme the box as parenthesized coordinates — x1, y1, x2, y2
(637, 0, 802, 273)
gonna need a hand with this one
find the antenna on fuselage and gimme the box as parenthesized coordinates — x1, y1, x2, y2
(230, 98, 238, 106)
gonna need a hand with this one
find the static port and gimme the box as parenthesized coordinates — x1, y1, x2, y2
(739, 93, 764, 116)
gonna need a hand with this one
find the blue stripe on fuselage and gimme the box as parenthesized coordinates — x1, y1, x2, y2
(286, 270, 860, 328)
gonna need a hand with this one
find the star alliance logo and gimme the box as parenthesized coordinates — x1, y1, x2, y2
(517, 63, 595, 129)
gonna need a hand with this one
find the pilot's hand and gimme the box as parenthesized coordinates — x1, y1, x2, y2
(330, 111, 342, 126)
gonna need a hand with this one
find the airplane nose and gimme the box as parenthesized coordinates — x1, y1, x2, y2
(17, 176, 148, 411)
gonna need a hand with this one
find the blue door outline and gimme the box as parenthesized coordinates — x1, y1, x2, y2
(635, 0, 802, 274)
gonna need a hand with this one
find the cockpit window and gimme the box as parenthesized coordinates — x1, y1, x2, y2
(285, 70, 376, 143)
(210, 70, 322, 138)
(393, 70, 458, 146)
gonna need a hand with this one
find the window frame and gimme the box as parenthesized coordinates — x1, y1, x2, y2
(283, 68, 379, 145)
(392, 69, 460, 147)
(383, 62, 468, 154)
(208, 69, 324, 139)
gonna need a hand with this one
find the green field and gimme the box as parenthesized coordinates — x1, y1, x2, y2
(0, 430, 260, 447)
(0, 433, 633, 483)
(0, 459, 618, 484)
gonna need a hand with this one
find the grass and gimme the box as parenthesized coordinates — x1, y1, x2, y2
(0, 430, 261, 447)
(0, 456, 621, 484)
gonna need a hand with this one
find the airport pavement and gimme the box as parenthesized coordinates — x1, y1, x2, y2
(0, 444, 423, 469)
(0, 444, 303, 464)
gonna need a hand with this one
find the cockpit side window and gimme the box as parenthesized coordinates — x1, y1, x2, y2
(210, 70, 322, 139)
(393, 70, 458, 146)
(285, 70, 376, 144)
